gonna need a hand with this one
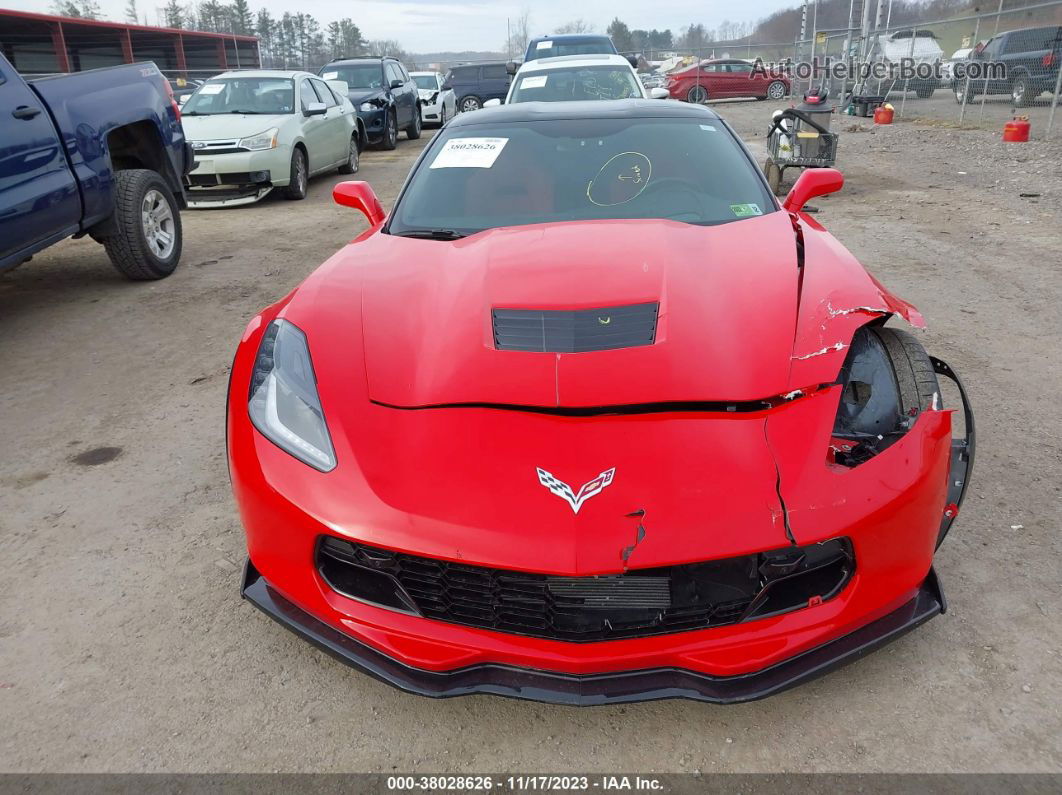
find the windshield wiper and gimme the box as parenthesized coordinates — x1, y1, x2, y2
(394, 229, 467, 240)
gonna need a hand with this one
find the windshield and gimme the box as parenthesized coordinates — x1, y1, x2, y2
(529, 37, 617, 60)
(510, 66, 642, 102)
(388, 116, 775, 237)
(413, 75, 439, 90)
(183, 78, 294, 115)
(320, 64, 383, 90)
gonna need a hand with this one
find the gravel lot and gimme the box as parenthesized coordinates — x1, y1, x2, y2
(1, 100, 1060, 774)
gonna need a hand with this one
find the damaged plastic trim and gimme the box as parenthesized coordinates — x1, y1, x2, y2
(931, 356, 975, 548)
(370, 388, 830, 416)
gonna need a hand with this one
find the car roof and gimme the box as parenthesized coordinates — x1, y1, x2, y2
(530, 34, 611, 42)
(518, 54, 631, 72)
(410, 70, 440, 76)
(447, 98, 721, 128)
(327, 57, 397, 65)
(212, 70, 310, 79)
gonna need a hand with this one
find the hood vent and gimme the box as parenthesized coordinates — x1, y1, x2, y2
(492, 303, 659, 353)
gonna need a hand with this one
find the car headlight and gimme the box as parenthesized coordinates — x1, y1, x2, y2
(360, 101, 380, 111)
(248, 319, 336, 472)
(238, 127, 279, 151)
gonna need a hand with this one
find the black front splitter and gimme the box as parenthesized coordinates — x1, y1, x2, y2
(242, 561, 944, 706)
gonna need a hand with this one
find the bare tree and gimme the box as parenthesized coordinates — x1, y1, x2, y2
(505, 9, 532, 60)
(555, 19, 592, 34)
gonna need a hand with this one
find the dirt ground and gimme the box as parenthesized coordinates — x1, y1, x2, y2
(1, 100, 1060, 774)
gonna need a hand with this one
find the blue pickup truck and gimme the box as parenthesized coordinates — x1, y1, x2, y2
(1, 54, 193, 280)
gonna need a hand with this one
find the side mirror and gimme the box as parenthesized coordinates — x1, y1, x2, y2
(483, 98, 502, 107)
(390, 79, 404, 89)
(626, 54, 640, 68)
(782, 167, 844, 213)
(441, 80, 452, 91)
(304, 102, 327, 116)
(649, 87, 669, 99)
(333, 181, 386, 226)
(505, 61, 518, 75)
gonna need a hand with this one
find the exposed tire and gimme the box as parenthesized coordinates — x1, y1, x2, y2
(406, 105, 422, 139)
(338, 134, 359, 174)
(380, 111, 398, 150)
(460, 95, 482, 113)
(686, 85, 709, 104)
(915, 86, 935, 99)
(870, 326, 940, 414)
(954, 82, 970, 104)
(766, 81, 787, 101)
(102, 169, 182, 281)
(283, 148, 307, 200)
(1011, 75, 1032, 107)
(438, 105, 447, 126)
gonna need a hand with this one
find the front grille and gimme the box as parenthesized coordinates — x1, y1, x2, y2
(316, 536, 854, 642)
(492, 303, 659, 353)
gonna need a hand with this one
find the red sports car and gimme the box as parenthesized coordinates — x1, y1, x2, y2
(228, 100, 974, 705)
(667, 58, 790, 103)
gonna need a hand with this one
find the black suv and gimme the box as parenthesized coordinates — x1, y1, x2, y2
(442, 62, 513, 112)
(955, 25, 1062, 106)
(319, 56, 420, 149)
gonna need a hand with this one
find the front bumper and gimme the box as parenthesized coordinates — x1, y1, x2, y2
(243, 559, 945, 705)
(186, 148, 285, 207)
(357, 106, 389, 142)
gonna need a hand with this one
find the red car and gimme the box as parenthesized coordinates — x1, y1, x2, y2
(228, 100, 974, 705)
(667, 58, 790, 103)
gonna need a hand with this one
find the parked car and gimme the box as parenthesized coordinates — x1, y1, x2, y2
(181, 70, 359, 208)
(667, 58, 789, 103)
(940, 47, 973, 84)
(320, 57, 420, 149)
(953, 25, 1062, 106)
(495, 54, 667, 104)
(169, 76, 204, 105)
(0, 53, 192, 280)
(442, 62, 512, 112)
(411, 70, 456, 126)
(874, 29, 944, 98)
(229, 99, 973, 705)
(524, 33, 618, 62)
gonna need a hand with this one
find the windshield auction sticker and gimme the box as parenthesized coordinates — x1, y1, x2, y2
(730, 203, 763, 218)
(520, 75, 548, 89)
(430, 138, 509, 169)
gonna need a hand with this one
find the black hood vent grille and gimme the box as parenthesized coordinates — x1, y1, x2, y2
(492, 303, 659, 353)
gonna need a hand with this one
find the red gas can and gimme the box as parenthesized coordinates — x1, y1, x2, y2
(873, 105, 894, 124)
(1003, 116, 1031, 142)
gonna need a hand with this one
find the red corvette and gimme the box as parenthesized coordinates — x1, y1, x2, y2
(667, 58, 790, 103)
(227, 100, 974, 704)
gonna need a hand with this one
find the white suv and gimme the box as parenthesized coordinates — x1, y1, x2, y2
(490, 54, 669, 105)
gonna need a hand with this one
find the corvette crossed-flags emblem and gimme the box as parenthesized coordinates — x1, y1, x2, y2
(536, 467, 616, 514)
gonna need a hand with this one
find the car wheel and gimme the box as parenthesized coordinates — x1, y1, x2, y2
(686, 85, 709, 104)
(766, 81, 787, 100)
(954, 82, 970, 104)
(438, 105, 447, 126)
(283, 148, 307, 200)
(460, 95, 482, 113)
(102, 169, 182, 280)
(338, 134, 359, 174)
(406, 106, 422, 139)
(1011, 75, 1032, 107)
(380, 111, 398, 150)
(915, 86, 935, 99)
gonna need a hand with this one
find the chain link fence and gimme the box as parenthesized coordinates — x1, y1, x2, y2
(640, 0, 1062, 139)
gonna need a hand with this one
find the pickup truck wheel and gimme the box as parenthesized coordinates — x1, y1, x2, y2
(283, 148, 308, 199)
(103, 169, 182, 281)
(1011, 76, 1032, 107)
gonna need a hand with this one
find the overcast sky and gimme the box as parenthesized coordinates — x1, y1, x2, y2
(7, 0, 789, 52)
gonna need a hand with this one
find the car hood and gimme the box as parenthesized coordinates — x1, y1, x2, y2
(181, 113, 290, 140)
(347, 89, 384, 106)
(300, 214, 806, 408)
(417, 88, 440, 100)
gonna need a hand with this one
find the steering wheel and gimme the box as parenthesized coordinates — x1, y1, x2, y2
(637, 177, 705, 219)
